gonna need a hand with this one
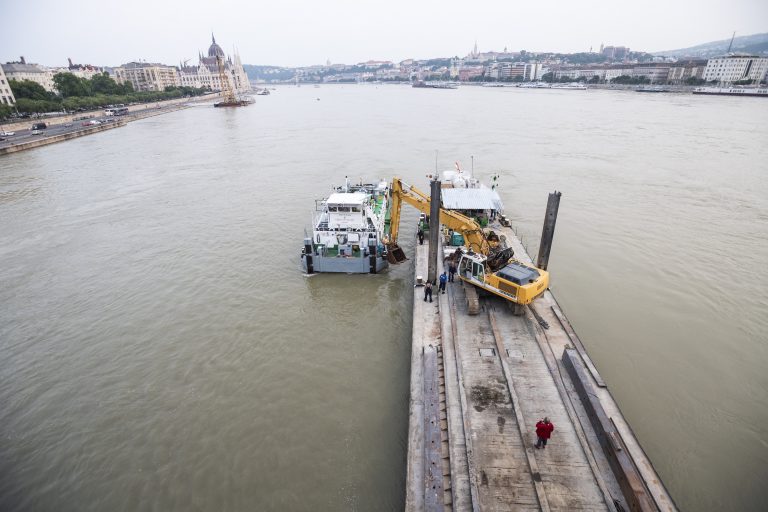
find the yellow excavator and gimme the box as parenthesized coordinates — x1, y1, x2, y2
(385, 177, 549, 313)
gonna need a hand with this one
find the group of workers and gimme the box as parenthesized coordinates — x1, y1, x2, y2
(422, 265, 457, 303)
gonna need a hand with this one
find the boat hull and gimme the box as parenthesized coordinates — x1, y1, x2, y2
(214, 101, 251, 107)
(692, 87, 768, 97)
(301, 253, 389, 274)
(692, 91, 768, 97)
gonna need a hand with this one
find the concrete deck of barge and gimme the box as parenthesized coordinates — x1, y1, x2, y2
(405, 221, 677, 512)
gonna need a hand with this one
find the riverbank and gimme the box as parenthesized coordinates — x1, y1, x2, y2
(0, 119, 127, 155)
(0, 97, 218, 156)
(0, 94, 219, 133)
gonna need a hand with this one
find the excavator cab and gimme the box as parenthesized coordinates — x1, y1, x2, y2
(457, 251, 485, 281)
(456, 249, 549, 305)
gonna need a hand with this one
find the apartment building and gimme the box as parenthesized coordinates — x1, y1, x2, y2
(114, 62, 180, 92)
(1, 60, 57, 92)
(631, 64, 671, 83)
(0, 65, 16, 105)
(667, 60, 707, 84)
(702, 56, 768, 84)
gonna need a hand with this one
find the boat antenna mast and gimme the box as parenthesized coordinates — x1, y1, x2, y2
(726, 31, 736, 53)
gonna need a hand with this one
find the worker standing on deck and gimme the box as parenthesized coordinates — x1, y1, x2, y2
(535, 418, 554, 449)
(439, 272, 447, 294)
(417, 228, 424, 245)
(424, 281, 433, 302)
(448, 263, 456, 282)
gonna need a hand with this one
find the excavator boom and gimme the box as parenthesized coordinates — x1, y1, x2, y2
(385, 176, 549, 307)
(387, 178, 490, 255)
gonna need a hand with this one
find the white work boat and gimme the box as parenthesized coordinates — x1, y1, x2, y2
(300, 178, 390, 274)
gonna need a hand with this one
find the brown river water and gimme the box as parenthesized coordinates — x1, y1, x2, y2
(1, 85, 766, 511)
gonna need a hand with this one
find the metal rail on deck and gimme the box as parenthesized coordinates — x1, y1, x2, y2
(551, 304, 606, 388)
(424, 346, 445, 511)
(446, 284, 481, 512)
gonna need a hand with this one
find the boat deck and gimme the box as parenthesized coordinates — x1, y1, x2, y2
(405, 222, 676, 511)
(374, 195, 385, 215)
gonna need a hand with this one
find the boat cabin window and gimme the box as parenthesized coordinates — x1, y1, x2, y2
(472, 262, 484, 279)
(329, 204, 364, 213)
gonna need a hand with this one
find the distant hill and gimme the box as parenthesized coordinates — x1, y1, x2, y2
(243, 64, 295, 82)
(655, 33, 768, 58)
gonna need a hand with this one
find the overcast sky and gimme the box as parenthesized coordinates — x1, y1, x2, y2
(3, 0, 766, 67)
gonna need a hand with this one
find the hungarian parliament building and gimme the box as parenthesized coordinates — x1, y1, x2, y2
(178, 34, 250, 94)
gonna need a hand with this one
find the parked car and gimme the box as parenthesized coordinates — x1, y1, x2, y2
(31, 129, 43, 135)
(31, 122, 47, 130)
(0, 130, 15, 136)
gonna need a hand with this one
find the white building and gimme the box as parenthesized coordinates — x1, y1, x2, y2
(449, 58, 462, 78)
(1, 60, 56, 92)
(556, 67, 604, 81)
(114, 62, 180, 92)
(177, 35, 250, 94)
(604, 67, 634, 82)
(486, 62, 545, 81)
(631, 64, 671, 83)
(375, 68, 406, 80)
(178, 62, 217, 90)
(667, 60, 707, 84)
(0, 64, 16, 105)
(702, 56, 768, 84)
(526, 63, 547, 81)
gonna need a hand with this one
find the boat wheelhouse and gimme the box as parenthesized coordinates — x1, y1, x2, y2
(301, 180, 390, 274)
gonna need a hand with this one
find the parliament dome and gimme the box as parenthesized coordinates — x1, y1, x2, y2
(208, 34, 225, 58)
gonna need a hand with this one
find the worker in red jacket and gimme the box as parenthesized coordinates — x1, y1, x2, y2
(535, 417, 554, 449)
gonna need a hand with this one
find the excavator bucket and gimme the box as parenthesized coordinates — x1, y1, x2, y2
(387, 244, 408, 264)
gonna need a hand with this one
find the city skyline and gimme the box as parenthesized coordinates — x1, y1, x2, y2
(3, 0, 767, 68)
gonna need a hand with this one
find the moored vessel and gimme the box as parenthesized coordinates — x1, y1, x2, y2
(301, 178, 390, 274)
(412, 80, 458, 89)
(214, 98, 253, 107)
(552, 82, 587, 90)
(636, 85, 672, 93)
(692, 86, 768, 97)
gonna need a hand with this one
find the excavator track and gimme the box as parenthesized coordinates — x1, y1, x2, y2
(464, 281, 480, 315)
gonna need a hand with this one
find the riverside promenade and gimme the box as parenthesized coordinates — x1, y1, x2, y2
(405, 223, 677, 511)
(0, 94, 220, 156)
